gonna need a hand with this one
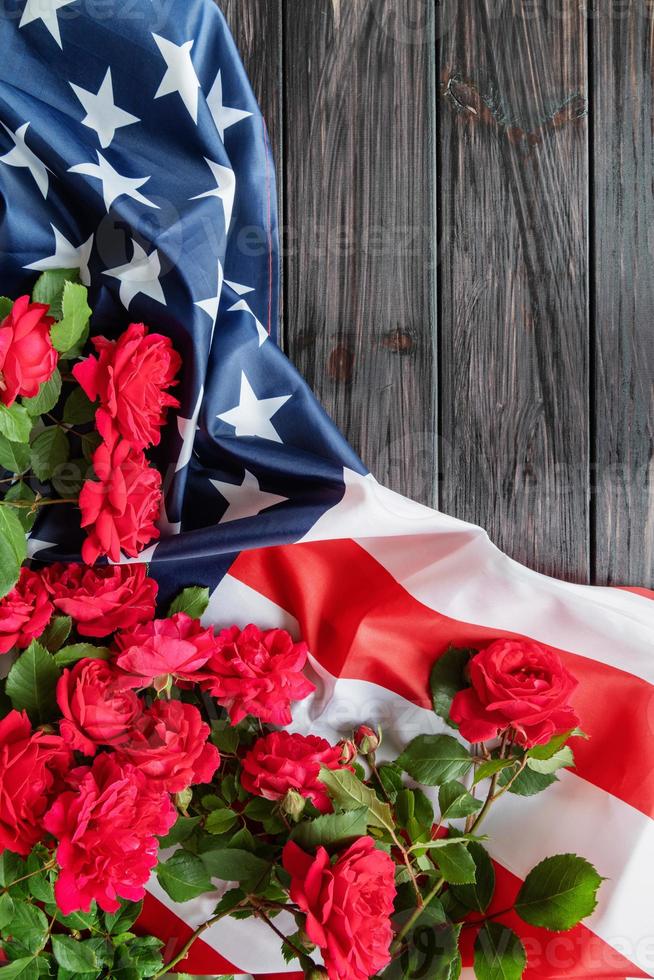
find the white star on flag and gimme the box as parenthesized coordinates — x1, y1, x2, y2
(103, 238, 166, 309)
(24, 224, 93, 285)
(0, 122, 50, 198)
(152, 34, 201, 122)
(225, 280, 254, 296)
(26, 537, 57, 559)
(70, 68, 140, 149)
(210, 469, 288, 523)
(108, 545, 158, 565)
(217, 371, 291, 443)
(69, 152, 158, 211)
(175, 385, 203, 473)
(228, 298, 267, 346)
(19, 0, 77, 48)
(194, 262, 224, 339)
(207, 70, 252, 141)
(190, 158, 235, 230)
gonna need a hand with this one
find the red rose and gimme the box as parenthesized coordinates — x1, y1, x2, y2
(449, 638, 580, 748)
(73, 323, 181, 450)
(56, 659, 142, 756)
(0, 710, 71, 856)
(201, 624, 315, 725)
(43, 562, 157, 637)
(114, 612, 217, 686)
(0, 296, 57, 405)
(116, 699, 220, 793)
(241, 731, 346, 814)
(0, 567, 52, 654)
(44, 752, 175, 914)
(283, 838, 396, 980)
(79, 435, 161, 564)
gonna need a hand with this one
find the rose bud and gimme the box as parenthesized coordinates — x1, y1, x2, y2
(338, 738, 358, 766)
(281, 788, 306, 822)
(354, 725, 382, 755)
(306, 969, 329, 980)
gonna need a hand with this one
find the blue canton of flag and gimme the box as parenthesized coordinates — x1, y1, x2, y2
(0, 0, 366, 600)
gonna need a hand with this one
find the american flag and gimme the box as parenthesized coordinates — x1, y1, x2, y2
(1, 2, 653, 978)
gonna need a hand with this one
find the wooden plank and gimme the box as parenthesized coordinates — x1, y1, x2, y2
(282, 0, 438, 505)
(215, 0, 283, 172)
(439, 0, 589, 581)
(592, 3, 654, 587)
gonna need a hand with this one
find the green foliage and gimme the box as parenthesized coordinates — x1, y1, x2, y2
(30, 426, 70, 482)
(515, 854, 602, 931)
(430, 646, 473, 725)
(291, 807, 369, 849)
(1, 901, 48, 954)
(376, 762, 404, 802)
(473, 923, 526, 980)
(0, 435, 30, 474)
(31, 269, 80, 319)
(5, 641, 60, 723)
(41, 615, 72, 653)
(199, 848, 269, 885)
(156, 850, 213, 902)
(0, 895, 14, 931)
(0, 404, 32, 444)
(51, 936, 98, 974)
(439, 780, 483, 820)
(22, 370, 62, 416)
(158, 815, 201, 848)
(395, 788, 434, 844)
(0, 297, 12, 320)
(53, 644, 110, 667)
(382, 899, 460, 980)
(205, 808, 238, 835)
(433, 842, 477, 885)
(451, 842, 495, 913)
(0, 958, 41, 979)
(498, 765, 557, 797)
(397, 734, 473, 786)
(318, 767, 395, 833)
(526, 746, 574, 775)
(62, 386, 95, 425)
(104, 900, 143, 936)
(473, 758, 518, 784)
(168, 586, 210, 619)
(0, 504, 27, 598)
(2, 483, 37, 533)
(50, 281, 91, 355)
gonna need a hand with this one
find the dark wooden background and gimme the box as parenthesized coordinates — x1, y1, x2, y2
(216, 0, 654, 589)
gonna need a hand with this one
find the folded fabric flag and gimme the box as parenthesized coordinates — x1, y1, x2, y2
(1, 2, 653, 978)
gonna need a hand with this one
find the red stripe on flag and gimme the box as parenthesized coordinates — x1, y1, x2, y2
(138, 892, 239, 975)
(618, 586, 654, 601)
(229, 540, 654, 819)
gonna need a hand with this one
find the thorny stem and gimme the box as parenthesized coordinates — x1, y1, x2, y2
(389, 827, 424, 907)
(0, 497, 77, 508)
(253, 902, 307, 960)
(1, 859, 56, 893)
(152, 905, 252, 977)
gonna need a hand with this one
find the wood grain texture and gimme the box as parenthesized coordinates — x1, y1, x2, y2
(282, 0, 438, 505)
(438, 0, 590, 581)
(592, 2, 654, 587)
(215, 0, 283, 172)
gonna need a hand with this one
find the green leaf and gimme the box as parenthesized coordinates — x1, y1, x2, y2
(526, 746, 575, 775)
(125, 936, 164, 977)
(430, 646, 473, 725)
(498, 766, 557, 797)
(291, 807, 369, 849)
(22, 370, 62, 417)
(31, 269, 80, 319)
(211, 723, 240, 755)
(434, 842, 477, 884)
(0, 958, 39, 979)
(205, 808, 238, 835)
(3, 483, 37, 532)
(0, 894, 14, 930)
(527, 730, 581, 762)
(53, 907, 99, 932)
(381, 900, 460, 980)
(0, 506, 26, 598)
(0, 404, 32, 444)
(6, 641, 60, 723)
(473, 923, 526, 980)
(167, 586, 210, 619)
(0, 297, 13, 320)
(25, 855, 54, 904)
(156, 850, 212, 903)
(199, 848, 270, 885)
(376, 763, 404, 802)
(515, 854, 603, 931)
(104, 900, 143, 936)
(318, 767, 395, 833)
(158, 815, 201, 848)
(51, 936, 98, 974)
(30, 426, 69, 482)
(2, 901, 48, 953)
(0, 435, 30, 473)
(451, 842, 495, 913)
(53, 643, 110, 667)
(50, 282, 91, 354)
(473, 758, 519, 785)
(41, 615, 72, 653)
(62, 387, 96, 426)
(439, 781, 483, 820)
(397, 734, 473, 787)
